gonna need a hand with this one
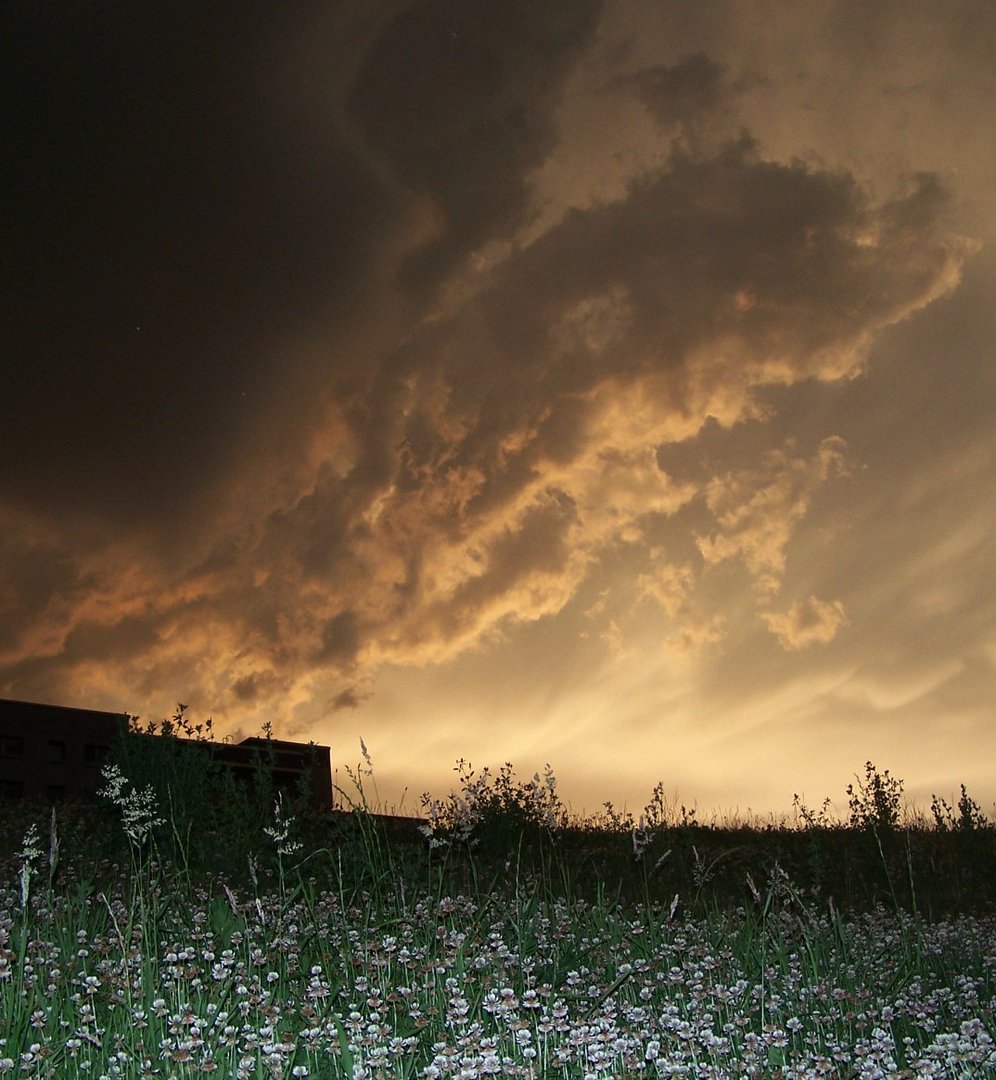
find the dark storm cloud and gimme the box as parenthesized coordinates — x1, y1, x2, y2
(3, 3, 393, 526)
(206, 135, 965, 694)
(231, 671, 278, 705)
(1, 116, 965, 712)
(330, 686, 368, 713)
(1, 0, 606, 698)
(317, 610, 362, 665)
(395, 138, 962, 498)
(0, 0, 981, 809)
(347, 0, 602, 290)
(0, 520, 78, 655)
(611, 53, 744, 130)
(59, 612, 164, 669)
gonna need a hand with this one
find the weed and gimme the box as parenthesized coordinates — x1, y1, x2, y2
(2, 748, 996, 1075)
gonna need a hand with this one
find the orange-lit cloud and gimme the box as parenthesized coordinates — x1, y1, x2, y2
(761, 596, 848, 651)
(696, 437, 849, 598)
(3, 1, 994, 817)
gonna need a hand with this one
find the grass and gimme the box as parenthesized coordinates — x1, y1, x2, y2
(2, 734, 996, 1078)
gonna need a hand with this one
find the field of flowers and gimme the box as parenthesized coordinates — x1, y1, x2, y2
(2, 734, 996, 1078)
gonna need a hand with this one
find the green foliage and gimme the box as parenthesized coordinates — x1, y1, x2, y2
(110, 704, 229, 875)
(4, 783, 996, 1077)
(419, 758, 567, 856)
(106, 704, 325, 884)
(931, 783, 988, 833)
(4, 745, 996, 1077)
(846, 760, 904, 832)
(4, 742, 995, 918)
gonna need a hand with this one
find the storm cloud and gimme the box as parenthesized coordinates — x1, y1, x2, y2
(2, 0, 993, 816)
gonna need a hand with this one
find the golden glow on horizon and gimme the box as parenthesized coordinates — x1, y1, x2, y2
(2, 2, 994, 821)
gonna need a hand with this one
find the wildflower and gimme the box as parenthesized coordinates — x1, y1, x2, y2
(746, 871, 762, 904)
(48, 806, 60, 887)
(650, 848, 671, 874)
(632, 816, 653, 861)
(99, 763, 164, 846)
(18, 822, 43, 909)
(419, 791, 480, 848)
(264, 792, 303, 857)
(418, 804, 448, 850)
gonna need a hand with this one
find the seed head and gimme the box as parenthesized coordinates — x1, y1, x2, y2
(18, 822, 43, 909)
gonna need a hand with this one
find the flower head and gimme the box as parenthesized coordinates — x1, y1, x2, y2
(99, 762, 165, 846)
(264, 792, 303, 857)
(18, 822, 43, 909)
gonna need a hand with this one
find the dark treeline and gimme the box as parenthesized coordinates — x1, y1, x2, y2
(3, 724, 994, 918)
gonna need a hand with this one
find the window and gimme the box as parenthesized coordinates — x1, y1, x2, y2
(0, 779, 24, 800)
(47, 740, 67, 763)
(0, 734, 24, 758)
(83, 744, 110, 764)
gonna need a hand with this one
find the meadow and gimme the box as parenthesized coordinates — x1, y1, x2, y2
(2, 722, 995, 1078)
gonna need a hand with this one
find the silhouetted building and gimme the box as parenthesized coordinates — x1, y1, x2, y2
(0, 698, 124, 802)
(0, 698, 332, 810)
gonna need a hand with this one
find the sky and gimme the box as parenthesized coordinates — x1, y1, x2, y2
(3, 1, 994, 822)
